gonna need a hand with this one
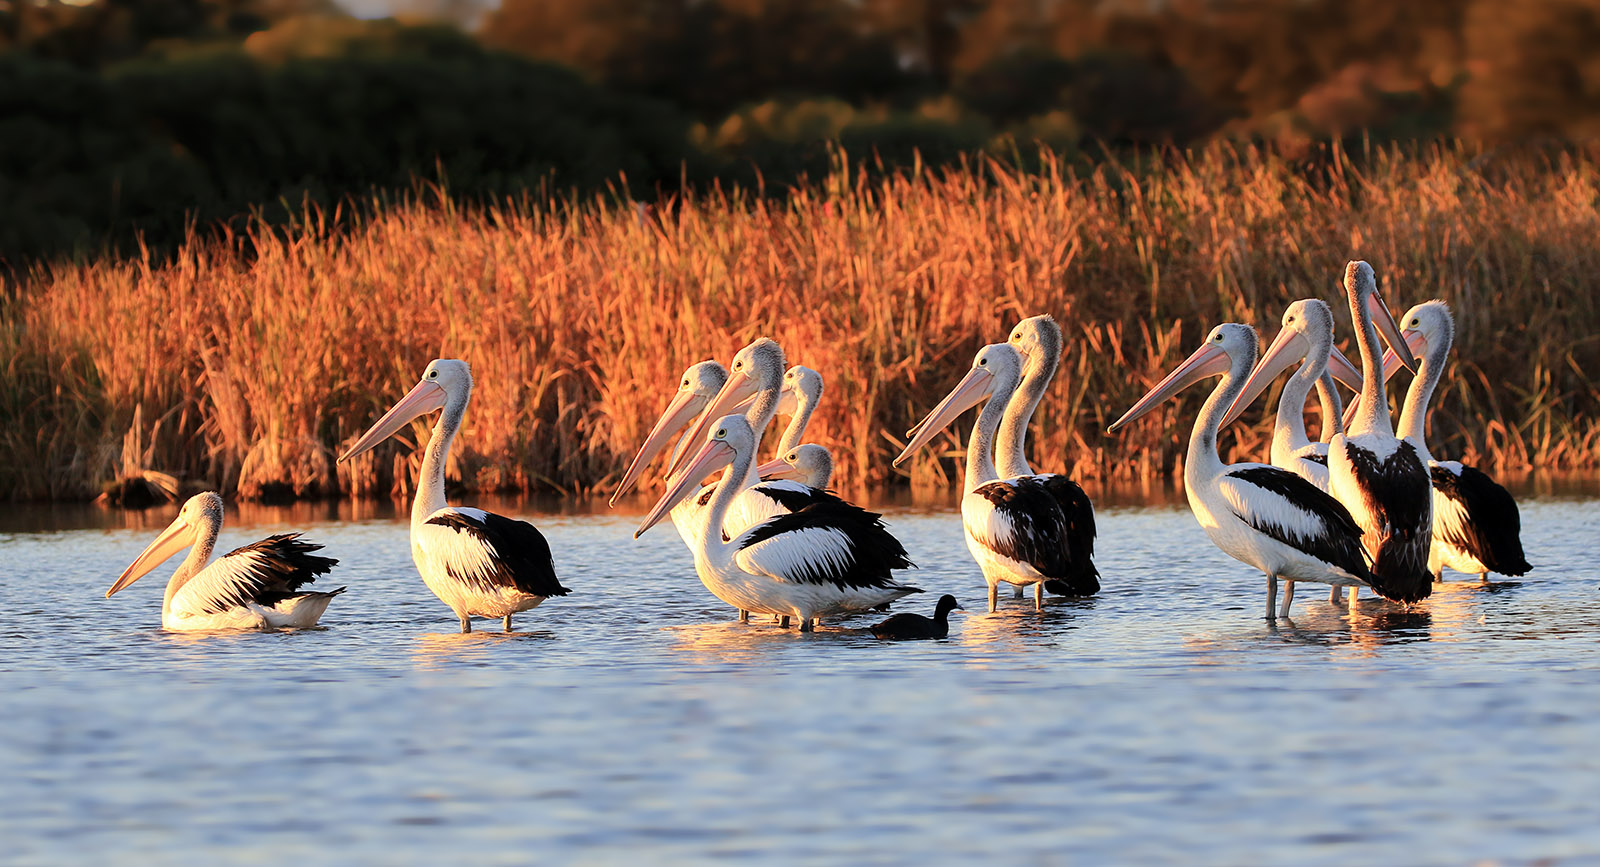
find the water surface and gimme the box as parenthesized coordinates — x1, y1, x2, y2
(3, 482, 1598, 863)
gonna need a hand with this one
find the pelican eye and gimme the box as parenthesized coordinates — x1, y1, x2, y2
(716, 428, 726, 437)
(1286, 316, 1295, 324)
(428, 370, 438, 379)
(979, 358, 988, 366)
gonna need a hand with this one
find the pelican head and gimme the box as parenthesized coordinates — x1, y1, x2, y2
(1398, 299, 1452, 359)
(894, 342, 1023, 466)
(637, 414, 757, 538)
(755, 443, 834, 487)
(777, 364, 823, 417)
(106, 492, 223, 597)
(1108, 323, 1256, 434)
(1221, 299, 1362, 426)
(1345, 260, 1420, 374)
(340, 359, 471, 463)
(609, 360, 729, 505)
(1007, 313, 1062, 369)
(668, 338, 786, 477)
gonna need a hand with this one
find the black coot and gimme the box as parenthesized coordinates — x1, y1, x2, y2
(870, 594, 962, 640)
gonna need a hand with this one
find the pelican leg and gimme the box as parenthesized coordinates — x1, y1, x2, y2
(988, 582, 999, 613)
(779, 615, 791, 628)
(1328, 584, 1341, 604)
(1266, 574, 1278, 621)
(1013, 585, 1024, 599)
(1278, 581, 1295, 620)
(459, 614, 472, 634)
(503, 614, 513, 632)
(799, 617, 814, 633)
(1479, 572, 1489, 584)
(739, 609, 749, 622)
(1034, 582, 1044, 611)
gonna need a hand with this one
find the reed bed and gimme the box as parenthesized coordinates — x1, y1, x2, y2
(5, 142, 1599, 503)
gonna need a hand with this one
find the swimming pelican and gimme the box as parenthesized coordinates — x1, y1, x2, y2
(1355, 300, 1532, 584)
(339, 359, 570, 633)
(999, 314, 1100, 597)
(637, 414, 921, 631)
(756, 443, 835, 489)
(895, 343, 1099, 612)
(1107, 323, 1374, 619)
(1327, 261, 1433, 604)
(105, 492, 343, 631)
(1221, 299, 1363, 606)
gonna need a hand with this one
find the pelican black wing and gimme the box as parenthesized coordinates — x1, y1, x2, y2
(1344, 441, 1433, 601)
(1035, 474, 1101, 596)
(1432, 464, 1531, 576)
(205, 534, 339, 611)
(426, 511, 571, 598)
(736, 499, 916, 590)
(1226, 467, 1373, 581)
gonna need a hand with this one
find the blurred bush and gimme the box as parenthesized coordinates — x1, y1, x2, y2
(1, 16, 696, 265)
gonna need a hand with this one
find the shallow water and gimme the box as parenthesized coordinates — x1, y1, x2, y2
(3, 482, 1598, 863)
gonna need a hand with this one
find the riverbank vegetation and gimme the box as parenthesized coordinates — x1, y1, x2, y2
(5, 143, 1597, 502)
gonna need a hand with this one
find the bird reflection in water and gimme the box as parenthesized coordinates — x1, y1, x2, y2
(956, 600, 1092, 654)
(411, 629, 555, 671)
(666, 620, 839, 666)
(1263, 599, 1435, 657)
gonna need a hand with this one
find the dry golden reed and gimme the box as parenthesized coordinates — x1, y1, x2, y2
(5, 142, 1598, 502)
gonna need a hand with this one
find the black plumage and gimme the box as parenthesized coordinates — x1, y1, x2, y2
(756, 482, 837, 512)
(1344, 441, 1433, 602)
(737, 498, 918, 591)
(426, 511, 571, 598)
(1432, 463, 1532, 576)
(213, 534, 341, 612)
(975, 477, 1099, 595)
(1226, 467, 1374, 581)
(1305, 453, 1329, 466)
(1035, 474, 1101, 596)
(871, 594, 962, 640)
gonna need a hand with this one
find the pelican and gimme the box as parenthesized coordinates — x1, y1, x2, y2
(895, 343, 1099, 612)
(1221, 299, 1364, 606)
(637, 414, 921, 631)
(756, 444, 835, 489)
(1327, 261, 1433, 603)
(1107, 323, 1374, 619)
(1356, 300, 1532, 583)
(105, 492, 343, 631)
(999, 314, 1100, 597)
(339, 359, 570, 633)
